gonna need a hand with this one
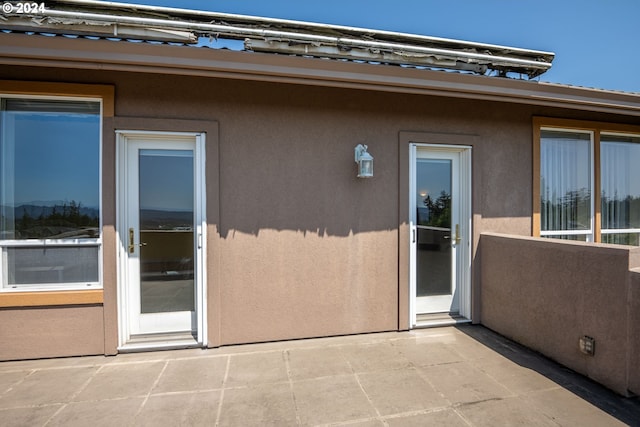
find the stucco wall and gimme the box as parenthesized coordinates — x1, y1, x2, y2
(102, 69, 541, 345)
(480, 232, 640, 395)
(630, 268, 640, 395)
(0, 305, 104, 360)
(1, 64, 638, 356)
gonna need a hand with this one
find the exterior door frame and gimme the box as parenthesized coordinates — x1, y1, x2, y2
(116, 130, 207, 350)
(409, 143, 472, 327)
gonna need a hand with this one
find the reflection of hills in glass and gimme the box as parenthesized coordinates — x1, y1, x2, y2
(140, 209, 193, 231)
(1, 201, 99, 239)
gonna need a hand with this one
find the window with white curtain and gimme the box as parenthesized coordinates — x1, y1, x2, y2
(537, 124, 640, 246)
(601, 134, 640, 245)
(540, 129, 593, 241)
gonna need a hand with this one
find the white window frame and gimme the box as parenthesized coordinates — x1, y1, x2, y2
(539, 127, 595, 242)
(599, 131, 640, 244)
(0, 94, 103, 292)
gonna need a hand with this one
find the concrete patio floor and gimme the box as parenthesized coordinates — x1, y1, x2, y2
(1, 325, 639, 426)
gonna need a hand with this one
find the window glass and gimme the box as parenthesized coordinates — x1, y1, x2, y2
(5, 246, 99, 286)
(0, 98, 100, 290)
(540, 130, 592, 234)
(601, 135, 640, 231)
(545, 234, 588, 242)
(602, 233, 640, 246)
(1, 99, 100, 240)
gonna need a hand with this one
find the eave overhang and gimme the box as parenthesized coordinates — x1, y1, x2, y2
(0, 32, 638, 117)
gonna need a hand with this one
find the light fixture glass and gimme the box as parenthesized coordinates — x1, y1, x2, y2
(354, 144, 374, 178)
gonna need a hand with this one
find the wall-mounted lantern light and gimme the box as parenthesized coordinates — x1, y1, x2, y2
(354, 144, 373, 178)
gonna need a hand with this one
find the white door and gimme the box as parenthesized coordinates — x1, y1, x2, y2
(410, 145, 471, 323)
(117, 132, 206, 346)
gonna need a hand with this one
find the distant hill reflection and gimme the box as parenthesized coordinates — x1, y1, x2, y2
(140, 209, 193, 231)
(1, 201, 98, 239)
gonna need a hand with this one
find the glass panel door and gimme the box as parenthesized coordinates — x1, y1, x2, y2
(127, 140, 196, 336)
(413, 149, 460, 315)
(416, 158, 452, 299)
(139, 149, 194, 315)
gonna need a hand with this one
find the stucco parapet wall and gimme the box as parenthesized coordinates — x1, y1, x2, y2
(0, 32, 639, 117)
(630, 268, 640, 395)
(480, 232, 640, 266)
(479, 232, 640, 395)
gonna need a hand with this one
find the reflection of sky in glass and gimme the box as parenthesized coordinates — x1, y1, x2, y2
(139, 150, 193, 212)
(416, 159, 451, 203)
(2, 110, 99, 207)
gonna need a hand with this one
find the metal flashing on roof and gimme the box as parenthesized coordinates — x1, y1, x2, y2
(0, 0, 554, 78)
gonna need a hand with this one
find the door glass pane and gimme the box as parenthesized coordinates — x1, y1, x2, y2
(601, 135, 640, 232)
(540, 130, 592, 233)
(139, 149, 194, 314)
(416, 158, 452, 297)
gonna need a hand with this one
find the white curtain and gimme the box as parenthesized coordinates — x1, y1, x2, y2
(540, 131, 591, 233)
(601, 138, 640, 231)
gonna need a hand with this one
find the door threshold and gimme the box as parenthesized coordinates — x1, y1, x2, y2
(119, 332, 200, 353)
(414, 313, 471, 329)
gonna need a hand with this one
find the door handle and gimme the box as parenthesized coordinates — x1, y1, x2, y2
(454, 224, 461, 244)
(128, 227, 147, 253)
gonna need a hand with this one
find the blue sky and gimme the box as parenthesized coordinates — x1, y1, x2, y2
(115, 0, 640, 93)
(139, 150, 193, 212)
(11, 112, 99, 207)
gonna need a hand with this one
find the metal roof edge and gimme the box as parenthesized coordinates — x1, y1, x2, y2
(0, 32, 638, 117)
(2, 0, 554, 78)
(49, 0, 556, 59)
(537, 80, 640, 97)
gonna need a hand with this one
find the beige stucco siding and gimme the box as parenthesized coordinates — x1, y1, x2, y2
(1, 65, 637, 357)
(0, 306, 104, 360)
(480, 233, 640, 395)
